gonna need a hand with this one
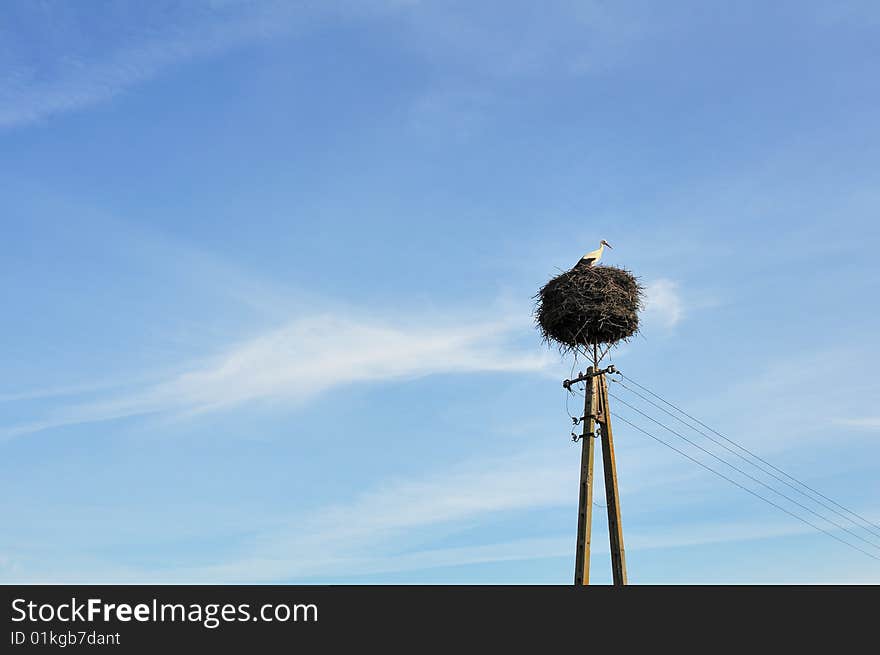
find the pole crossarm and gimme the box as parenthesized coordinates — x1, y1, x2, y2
(562, 365, 618, 391)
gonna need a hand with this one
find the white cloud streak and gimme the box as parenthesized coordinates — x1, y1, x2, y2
(0, 311, 551, 439)
(1, 1, 346, 128)
(1, 1, 653, 129)
(642, 278, 684, 329)
(0, 448, 575, 582)
(4, 442, 862, 583)
(835, 417, 880, 430)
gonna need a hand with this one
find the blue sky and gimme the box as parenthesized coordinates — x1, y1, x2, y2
(1, 1, 879, 584)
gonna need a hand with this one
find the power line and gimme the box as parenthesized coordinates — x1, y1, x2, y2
(611, 412, 880, 563)
(611, 377, 880, 543)
(610, 392, 880, 553)
(617, 373, 880, 540)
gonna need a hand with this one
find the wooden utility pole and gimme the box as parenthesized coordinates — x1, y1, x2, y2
(573, 366, 597, 585)
(566, 363, 627, 586)
(597, 372, 627, 585)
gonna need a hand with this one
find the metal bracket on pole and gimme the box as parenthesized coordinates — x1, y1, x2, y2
(563, 365, 618, 390)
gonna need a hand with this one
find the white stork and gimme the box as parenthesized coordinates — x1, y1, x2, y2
(576, 240, 612, 267)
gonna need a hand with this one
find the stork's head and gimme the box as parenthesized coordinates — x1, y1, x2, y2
(600, 239, 613, 249)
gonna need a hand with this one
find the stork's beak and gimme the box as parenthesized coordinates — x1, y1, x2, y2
(605, 242, 613, 249)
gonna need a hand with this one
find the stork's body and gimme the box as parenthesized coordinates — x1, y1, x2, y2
(577, 240, 613, 267)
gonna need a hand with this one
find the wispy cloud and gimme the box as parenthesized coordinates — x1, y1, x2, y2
(0, 447, 575, 582)
(0, 310, 551, 439)
(401, 1, 660, 137)
(0, 381, 122, 404)
(1, 1, 656, 130)
(170, 457, 879, 582)
(642, 278, 684, 329)
(835, 417, 880, 430)
(3, 442, 858, 583)
(0, 1, 342, 128)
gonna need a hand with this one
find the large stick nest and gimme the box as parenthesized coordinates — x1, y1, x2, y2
(535, 264, 644, 354)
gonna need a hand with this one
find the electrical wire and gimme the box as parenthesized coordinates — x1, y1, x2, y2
(611, 377, 880, 543)
(564, 360, 582, 421)
(617, 372, 880, 540)
(610, 392, 880, 553)
(612, 412, 880, 563)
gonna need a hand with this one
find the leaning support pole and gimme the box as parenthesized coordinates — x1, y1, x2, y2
(597, 373, 627, 585)
(573, 366, 597, 585)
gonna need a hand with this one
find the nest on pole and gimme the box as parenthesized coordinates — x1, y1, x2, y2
(535, 263, 644, 357)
